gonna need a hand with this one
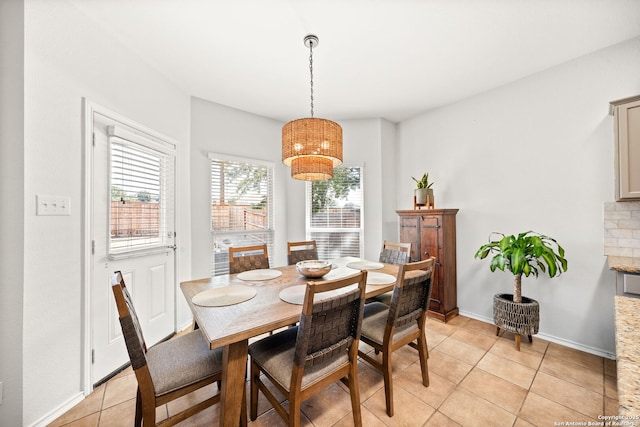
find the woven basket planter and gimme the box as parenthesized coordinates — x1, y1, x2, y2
(493, 293, 539, 336)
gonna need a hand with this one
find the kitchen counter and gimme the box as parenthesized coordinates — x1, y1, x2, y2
(608, 256, 640, 274)
(615, 295, 640, 416)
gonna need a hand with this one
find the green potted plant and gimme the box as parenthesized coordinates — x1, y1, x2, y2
(412, 172, 434, 205)
(474, 231, 568, 350)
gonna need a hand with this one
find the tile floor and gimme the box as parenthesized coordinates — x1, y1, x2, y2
(49, 315, 619, 426)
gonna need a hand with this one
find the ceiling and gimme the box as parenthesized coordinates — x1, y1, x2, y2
(69, 0, 640, 123)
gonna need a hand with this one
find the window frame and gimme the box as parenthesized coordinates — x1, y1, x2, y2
(209, 153, 275, 276)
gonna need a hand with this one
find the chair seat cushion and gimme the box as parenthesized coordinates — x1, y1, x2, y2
(147, 330, 222, 396)
(249, 327, 349, 392)
(371, 291, 392, 306)
(360, 302, 417, 345)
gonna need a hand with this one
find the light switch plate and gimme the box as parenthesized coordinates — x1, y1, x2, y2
(36, 195, 71, 216)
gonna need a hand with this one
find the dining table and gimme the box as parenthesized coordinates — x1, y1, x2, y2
(179, 257, 403, 426)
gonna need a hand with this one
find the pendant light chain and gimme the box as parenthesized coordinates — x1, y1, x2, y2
(309, 40, 314, 118)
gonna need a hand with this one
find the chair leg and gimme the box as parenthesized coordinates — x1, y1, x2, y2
(240, 383, 248, 427)
(288, 393, 302, 427)
(348, 364, 363, 427)
(409, 338, 429, 359)
(249, 360, 259, 421)
(134, 389, 143, 427)
(141, 399, 156, 427)
(425, 336, 429, 359)
(417, 334, 430, 387)
(382, 350, 394, 417)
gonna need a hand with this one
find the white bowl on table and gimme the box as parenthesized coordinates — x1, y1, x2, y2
(296, 260, 332, 278)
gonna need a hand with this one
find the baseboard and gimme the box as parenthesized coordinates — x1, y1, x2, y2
(458, 310, 616, 360)
(178, 319, 193, 332)
(27, 391, 85, 427)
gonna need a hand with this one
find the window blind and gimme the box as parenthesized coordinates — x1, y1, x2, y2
(109, 131, 175, 256)
(210, 154, 274, 276)
(307, 166, 363, 259)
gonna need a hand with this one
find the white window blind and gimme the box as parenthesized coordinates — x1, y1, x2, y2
(306, 166, 363, 259)
(108, 127, 175, 257)
(210, 154, 274, 276)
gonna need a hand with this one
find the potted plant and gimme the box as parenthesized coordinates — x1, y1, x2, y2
(412, 172, 434, 205)
(474, 231, 568, 350)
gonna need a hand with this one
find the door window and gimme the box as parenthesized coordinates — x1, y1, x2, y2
(109, 126, 175, 257)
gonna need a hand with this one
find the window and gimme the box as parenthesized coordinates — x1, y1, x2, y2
(109, 127, 175, 256)
(306, 166, 363, 259)
(210, 154, 274, 276)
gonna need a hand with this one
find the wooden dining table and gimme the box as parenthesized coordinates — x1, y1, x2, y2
(180, 257, 402, 426)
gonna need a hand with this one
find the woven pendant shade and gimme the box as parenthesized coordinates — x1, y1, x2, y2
(290, 157, 333, 181)
(282, 117, 343, 181)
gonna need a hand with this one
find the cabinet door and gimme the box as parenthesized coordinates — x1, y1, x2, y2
(420, 215, 441, 312)
(616, 99, 640, 200)
(399, 216, 420, 262)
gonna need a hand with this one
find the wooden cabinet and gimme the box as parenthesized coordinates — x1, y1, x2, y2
(397, 209, 459, 322)
(611, 95, 640, 200)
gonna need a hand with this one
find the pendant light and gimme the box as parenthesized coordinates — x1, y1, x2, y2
(282, 34, 343, 181)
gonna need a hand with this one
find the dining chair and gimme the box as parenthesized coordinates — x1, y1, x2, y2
(378, 240, 411, 264)
(248, 271, 368, 427)
(228, 244, 270, 274)
(111, 271, 240, 427)
(358, 258, 435, 417)
(372, 241, 412, 305)
(286, 240, 319, 265)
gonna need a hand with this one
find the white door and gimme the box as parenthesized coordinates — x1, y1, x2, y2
(91, 111, 176, 384)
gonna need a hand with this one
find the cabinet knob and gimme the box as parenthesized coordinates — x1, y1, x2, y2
(424, 251, 430, 258)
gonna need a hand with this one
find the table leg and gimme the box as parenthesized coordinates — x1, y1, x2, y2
(220, 339, 248, 426)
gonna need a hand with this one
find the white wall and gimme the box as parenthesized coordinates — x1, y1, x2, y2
(380, 119, 399, 242)
(0, 1, 25, 425)
(343, 119, 382, 260)
(23, 1, 191, 424)
(397, 37, 640, 356)
(189, 97, 288, 275)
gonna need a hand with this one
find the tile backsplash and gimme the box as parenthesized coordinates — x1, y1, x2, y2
(603, 202, 640, 257)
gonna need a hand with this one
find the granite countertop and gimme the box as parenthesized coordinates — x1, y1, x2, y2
(608, 257, 640, 274)
(615, 295, 640, 416)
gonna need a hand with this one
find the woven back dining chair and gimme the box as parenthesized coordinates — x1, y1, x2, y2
(378, 240, 411, 265)
(286, 240, 319, 265)
(372, 241, 412, 305)
(228, 244, 270, 274)
(111, 271, 237, 426)
(358, 258, 435, 417)
(248, 271, 368, 427)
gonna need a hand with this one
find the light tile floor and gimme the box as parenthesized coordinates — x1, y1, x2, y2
(49, 315, 619, 426)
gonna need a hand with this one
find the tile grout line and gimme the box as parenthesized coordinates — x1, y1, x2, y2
(514, 342, 549, 425)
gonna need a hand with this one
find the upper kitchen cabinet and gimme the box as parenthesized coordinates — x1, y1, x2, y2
(611, 95, 640, 200)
